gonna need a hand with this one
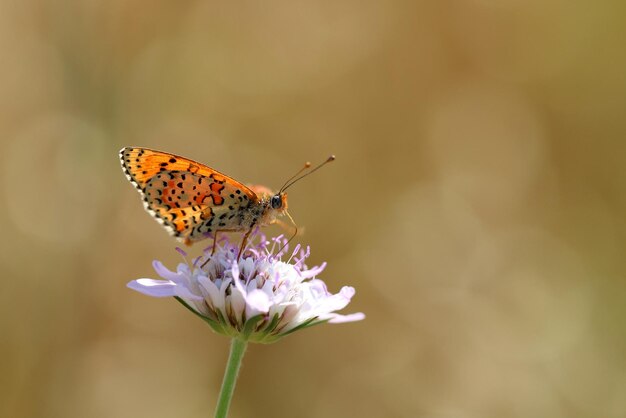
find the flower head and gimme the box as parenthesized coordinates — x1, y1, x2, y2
(128, 233, 364, 343)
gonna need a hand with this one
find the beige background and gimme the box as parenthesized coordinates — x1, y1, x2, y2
(1, 1, 625, 417)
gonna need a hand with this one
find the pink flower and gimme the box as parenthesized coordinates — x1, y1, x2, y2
(128, 234, 364, 343)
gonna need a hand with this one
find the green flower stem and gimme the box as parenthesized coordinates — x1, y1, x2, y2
(214, 338, 248, 418)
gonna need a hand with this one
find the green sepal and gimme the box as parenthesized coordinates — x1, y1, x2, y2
(247, 313, 282, 343)
(259, 312, 281, 334)
(278, 317, 328, 338)
(279, 317, 322, 336)
(241, 314, 265, 339)
(261, 317, 327, 344)
(174, 297, 226, 335)
(215, 309, 238, 337)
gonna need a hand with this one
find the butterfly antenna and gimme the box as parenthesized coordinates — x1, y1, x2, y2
(279, 162, 312, 193)
(281, 155, 335, 192)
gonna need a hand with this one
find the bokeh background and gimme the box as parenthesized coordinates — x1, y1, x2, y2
(2, 1, 625, 417)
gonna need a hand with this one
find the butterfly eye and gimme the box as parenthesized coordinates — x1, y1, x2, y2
(271, 195, 282, 209)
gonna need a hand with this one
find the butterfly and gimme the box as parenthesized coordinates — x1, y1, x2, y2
(119, 147, 334, 258)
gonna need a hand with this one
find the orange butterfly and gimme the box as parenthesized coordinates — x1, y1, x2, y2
(120, 147, 334, 257)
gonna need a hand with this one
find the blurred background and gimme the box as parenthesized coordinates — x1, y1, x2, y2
(1, 1, 625, 417)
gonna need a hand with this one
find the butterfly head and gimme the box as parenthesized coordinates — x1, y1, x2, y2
(270, 193, 288, 211)
(248, 185, 288, 212)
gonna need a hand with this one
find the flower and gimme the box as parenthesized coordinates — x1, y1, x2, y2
(127, 233, 365, 343)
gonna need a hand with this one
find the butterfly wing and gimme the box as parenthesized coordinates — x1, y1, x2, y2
(120, 147, 258, 243)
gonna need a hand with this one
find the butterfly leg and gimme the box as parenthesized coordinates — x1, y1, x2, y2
(211, 231, 219, 256)
(237, 225, 256, 261)
(200, 231, 220, 269)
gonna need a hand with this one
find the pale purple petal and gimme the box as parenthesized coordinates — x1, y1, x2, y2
(197, 276, 223, 310)
(239, 258, 255, 279)
(325, 312, 366, 323)
(299, 262, 327, 279)
(339, 286, 356, 299)
(173, 285, 203, 301)
(231, 261, 244, 293)
(307, 278, 329, 294)
(315, 286, 356, 312)
(245, 289, 271, 314)
(152, 260, 183, 283)
(229, 287, 246, 322)
(127, 279, 177, 297)
(278, 303, 300, 327)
